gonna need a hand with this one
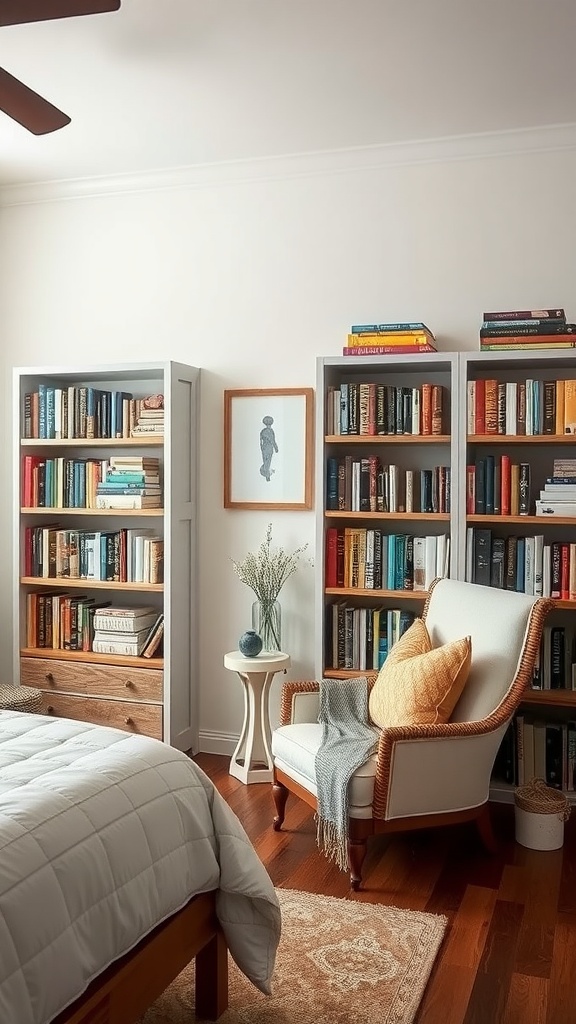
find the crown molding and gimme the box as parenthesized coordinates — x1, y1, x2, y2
(2, 121, 576, 208)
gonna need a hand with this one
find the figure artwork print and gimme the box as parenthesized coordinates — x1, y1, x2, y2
(260, 415, 278, 482)
(224, 388, 313, 510)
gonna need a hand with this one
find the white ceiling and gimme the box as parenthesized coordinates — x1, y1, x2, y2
(1, 0, 575, 187)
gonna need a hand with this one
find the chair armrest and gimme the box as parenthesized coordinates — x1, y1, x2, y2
(279, 674, 378, 726)
(279, 681, 320, 725)
(372, 719, 509, 819)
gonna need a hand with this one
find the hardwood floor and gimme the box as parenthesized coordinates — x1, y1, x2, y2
(196, 753, 576, 1024)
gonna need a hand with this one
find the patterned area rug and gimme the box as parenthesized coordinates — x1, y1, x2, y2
(140, 888, 447, 1024)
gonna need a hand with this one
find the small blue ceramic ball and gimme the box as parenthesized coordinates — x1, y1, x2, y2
(238, 630, 263, 657)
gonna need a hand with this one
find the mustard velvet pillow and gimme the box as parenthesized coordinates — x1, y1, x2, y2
(369, 618, 472, 728)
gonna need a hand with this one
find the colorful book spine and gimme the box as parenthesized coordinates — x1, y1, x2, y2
(342, 345, 434, 356)
(482, 309, 565, 321)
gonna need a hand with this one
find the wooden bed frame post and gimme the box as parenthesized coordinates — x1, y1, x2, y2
(53, 891, 229, 1024)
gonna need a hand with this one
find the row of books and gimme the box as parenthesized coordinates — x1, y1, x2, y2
(23, 526, 164, 584)
(493, 715, 576, 792)
(465, 528, 576, 599)
(327, 459, 450, 514)
(343, 322, 437, 357)
(22, 455, 162, 510)
(326, 382, 445, 436)
(23, 386, 165, 440)
(468, 457, 576, 519)
(325, 528, 450, 591)
(467, 377, 576, 436)
(533, 625, 576, 691)
(25, 595, 163, 658)
(325, 605, 415, 672)
(92, 607, 164, 657)
(479, 308, 576, 352)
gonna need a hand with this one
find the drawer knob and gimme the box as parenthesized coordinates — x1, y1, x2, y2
(124, 717, 133, 726)
(45, 672, 55, 685)
(47, 705, 54, 714)
(124, 680, 134, 689)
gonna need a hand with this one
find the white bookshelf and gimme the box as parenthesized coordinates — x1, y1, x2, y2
(314, 351, 461, 679)
(315, 348, 576, 803)
(13, 361, 199, 752)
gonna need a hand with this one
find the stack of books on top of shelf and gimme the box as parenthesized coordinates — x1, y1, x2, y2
(536, 458, 576, 519)
(130, 394, 165, 436)
(480, 308, 576, 350)
(91, 606, 164, 657)
(343, 322, 437, 356)
(95, 456, 162, 509)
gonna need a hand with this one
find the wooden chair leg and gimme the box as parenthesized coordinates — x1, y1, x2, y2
(272, 780, 289, 831)
(475, 803, 499, 854)
(347, 838, 368, 891)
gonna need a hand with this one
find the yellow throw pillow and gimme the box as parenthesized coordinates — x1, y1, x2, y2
(369, 618, 471, 728)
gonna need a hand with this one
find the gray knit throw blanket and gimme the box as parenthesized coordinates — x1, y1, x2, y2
(314, 676, 380, 872)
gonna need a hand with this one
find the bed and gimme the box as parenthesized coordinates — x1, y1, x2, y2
(0, 711, 281, 1024)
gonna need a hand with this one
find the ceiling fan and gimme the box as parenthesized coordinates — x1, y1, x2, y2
(0, 0, 121, 135)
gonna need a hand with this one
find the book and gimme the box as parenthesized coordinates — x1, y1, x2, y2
(342, 345, 435, 356)
(95, 495, 162, 509)
(480, 341, 576, 350)
(93, 609, 158, 633)
(536, 502, 576, 517)
(480, 324, 574, 337)
(483, 308, 565, 321)
(351, 322, 433, 334)
(346, 332, 436, 347)
(92, 636, 150, 656)
(142, 614, 164, 658)
(93, 627, 151, 644)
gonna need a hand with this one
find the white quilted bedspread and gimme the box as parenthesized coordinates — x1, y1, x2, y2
(0, 712, 281, 1024)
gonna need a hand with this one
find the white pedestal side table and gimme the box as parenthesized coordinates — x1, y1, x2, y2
(224, 650, 291, 784)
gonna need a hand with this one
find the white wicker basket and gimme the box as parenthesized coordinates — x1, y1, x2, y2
(514, 778, 570, 851)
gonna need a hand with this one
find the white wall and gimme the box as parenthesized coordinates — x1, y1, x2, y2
(1, 134, 575, 749)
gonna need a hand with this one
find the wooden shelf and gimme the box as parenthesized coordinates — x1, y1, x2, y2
(467, 514, 576, 527)
(322, 668, 377, 679)
(521, 688, 576, 708)
(325, 587, 428, 600)
(21, 507, 163, 517)
(20, 577, 163, 592)
(20, 437, 163, 447)
(20, 647, 163, 669)
(325, 434, 450, 444)
(326, 511, 450, 521)
(468, 434, 576, 444)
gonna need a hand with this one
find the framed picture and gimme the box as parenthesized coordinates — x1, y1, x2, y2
(224, 388, 314, 510)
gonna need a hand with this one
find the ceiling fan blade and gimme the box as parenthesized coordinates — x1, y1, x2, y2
(0, 0, 120, 27)
(0, 67, 70, 134)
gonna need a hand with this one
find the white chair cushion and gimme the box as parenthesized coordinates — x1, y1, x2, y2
(272, 723, 377, 816)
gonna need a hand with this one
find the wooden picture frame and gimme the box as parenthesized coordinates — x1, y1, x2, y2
(224, 388, 314, 510)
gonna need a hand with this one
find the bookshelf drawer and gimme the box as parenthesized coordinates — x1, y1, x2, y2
(21, 657, 163, 702)
(38, 691, 163, 740)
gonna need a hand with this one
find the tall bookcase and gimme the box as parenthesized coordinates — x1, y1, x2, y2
(13, 361, 199, 752)
(460, 349, 576, 804)
(315, 352, 460, 680)
(316, 349, 576, 804)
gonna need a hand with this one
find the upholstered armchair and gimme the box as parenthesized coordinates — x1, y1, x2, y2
(271, 577, 552, 889)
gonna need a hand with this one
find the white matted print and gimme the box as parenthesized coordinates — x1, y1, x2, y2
(224, 388, 314, 509)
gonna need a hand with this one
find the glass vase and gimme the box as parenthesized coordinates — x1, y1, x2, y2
(252, 599, 282, 652)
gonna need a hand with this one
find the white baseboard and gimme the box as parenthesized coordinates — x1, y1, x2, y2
(198, 729, 238, 756)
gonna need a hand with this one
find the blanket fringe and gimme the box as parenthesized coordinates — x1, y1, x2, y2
(316, 815, 349, 873)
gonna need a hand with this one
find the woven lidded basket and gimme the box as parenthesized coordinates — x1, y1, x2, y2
(515, 778, 571, 821)
(0, 684, 43, 714)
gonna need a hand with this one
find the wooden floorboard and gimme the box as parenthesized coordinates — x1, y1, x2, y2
(195, 753, 576, 1024)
